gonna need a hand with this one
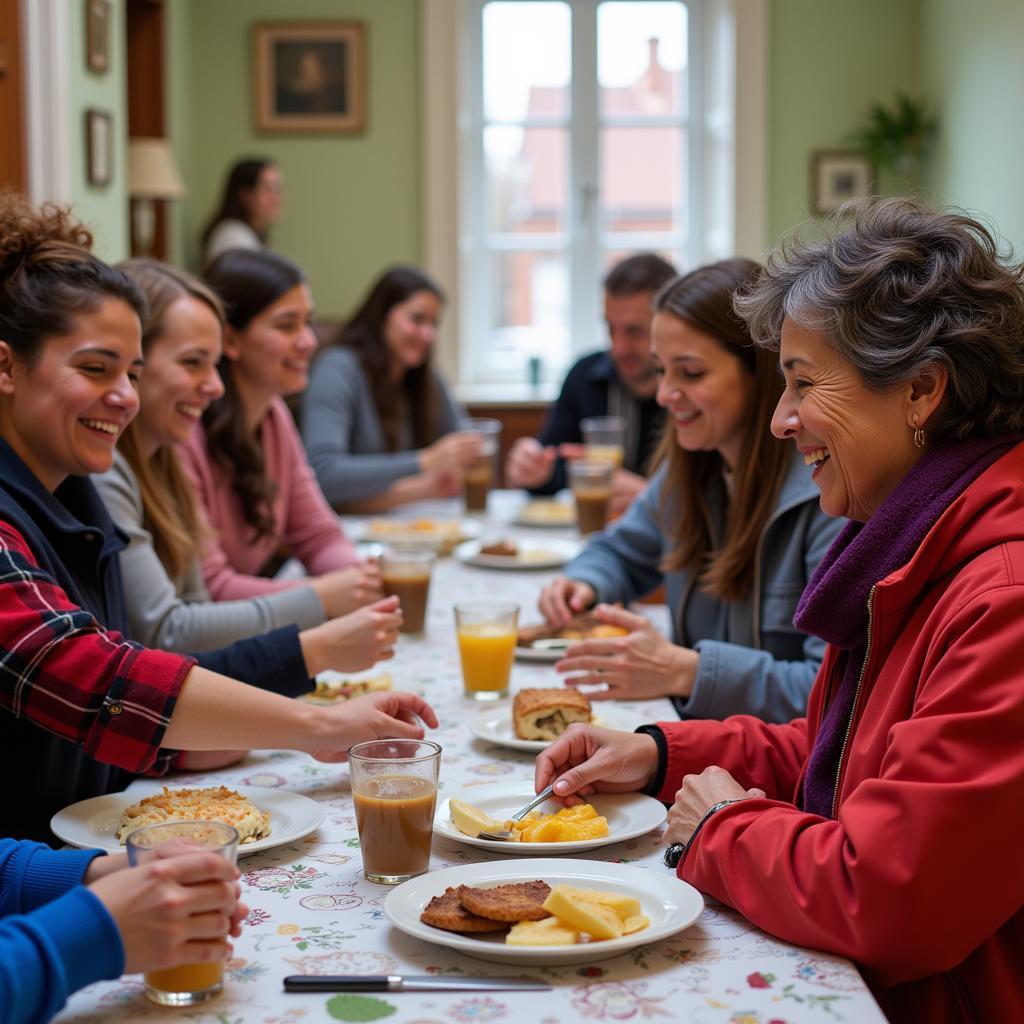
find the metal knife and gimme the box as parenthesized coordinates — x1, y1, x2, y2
(284, 974, 551, 993)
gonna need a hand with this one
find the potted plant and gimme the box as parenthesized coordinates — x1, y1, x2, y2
(854, 93, 937, 176)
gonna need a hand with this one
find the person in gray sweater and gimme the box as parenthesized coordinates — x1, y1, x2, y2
(302, 266, 483, 509)
(539, 259, 842, 723)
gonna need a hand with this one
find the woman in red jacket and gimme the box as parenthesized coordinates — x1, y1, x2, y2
(536, 197, 1024, 1024)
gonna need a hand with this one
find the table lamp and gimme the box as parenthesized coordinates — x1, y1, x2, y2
(128, 137, 185, 257)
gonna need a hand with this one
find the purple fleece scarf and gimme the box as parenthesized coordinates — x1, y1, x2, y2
(795, 434, 1020, 817)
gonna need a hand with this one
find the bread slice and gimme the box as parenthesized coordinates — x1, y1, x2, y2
(513, 688, 592, 741)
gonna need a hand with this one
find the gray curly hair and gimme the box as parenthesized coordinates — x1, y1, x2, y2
(733, 196, 1024, 441)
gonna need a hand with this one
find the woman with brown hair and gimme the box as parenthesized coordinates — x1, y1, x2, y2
(95, 258, 400, 667)
(539, 258, 841, 721)
(302, 266, 483, 510)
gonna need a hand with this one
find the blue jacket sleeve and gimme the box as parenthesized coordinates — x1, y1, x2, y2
(561, 471, 666, 602)
(193, 625, 312, 698)
(0, 840, 123, 1024)
(678, 504, 843, 723)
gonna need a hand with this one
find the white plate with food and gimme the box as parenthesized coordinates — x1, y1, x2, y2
(468, 700, 649, 753)
(50, 782, 325, 857)
(454, 537, 581, 571)
(353, 516, 482, 554)
(516, 614, 629, 662)
(434, 783, 666, 855)
(512, 498, 577, 529)
(384, 857, 703, 966)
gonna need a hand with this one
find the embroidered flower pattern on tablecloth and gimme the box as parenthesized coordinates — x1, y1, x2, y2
(242, 864, 324, 895)
(572, 981, 672, 1019)
(449, 997, 508, 1021)
(245, 907, 272, 927)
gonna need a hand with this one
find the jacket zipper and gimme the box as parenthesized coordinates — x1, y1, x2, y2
(830, 585, 876, 820)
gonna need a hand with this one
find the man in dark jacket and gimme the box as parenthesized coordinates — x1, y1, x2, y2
(505, 254, 676, 513)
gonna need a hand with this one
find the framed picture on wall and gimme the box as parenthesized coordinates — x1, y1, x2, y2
(86, 0, 111, 74)
(810, 150, 873, 214)
(252, 21, 367, 134)
(85, 109, 113, 187)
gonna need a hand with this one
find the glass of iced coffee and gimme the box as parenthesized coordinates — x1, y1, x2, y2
(457, 417, 502, 513)
(349, 738, 442, 884)
(125, 821, 240, 1006)
(380, 547, 435, 635)
(581, 415, 625, 469)
(454, 600, 519, 701)
(569, 459, 613, 535)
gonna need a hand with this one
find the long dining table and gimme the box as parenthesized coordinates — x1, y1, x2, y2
(56, 492, 886, 1024)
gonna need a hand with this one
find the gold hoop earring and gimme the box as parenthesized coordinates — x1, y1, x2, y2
(912, 415, 926, 449)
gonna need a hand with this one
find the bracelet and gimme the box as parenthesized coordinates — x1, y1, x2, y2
(664, 797, 744, 870)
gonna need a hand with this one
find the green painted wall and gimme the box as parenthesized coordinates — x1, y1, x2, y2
(182, 0, 422, 320)
(66, 0, 129, 261)
(921, 0, 1024, 252)
(767, 0, 922, 245)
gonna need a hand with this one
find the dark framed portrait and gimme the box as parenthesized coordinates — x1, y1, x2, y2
(86, 0, 111, 74)
(810, 150, 874, 214)
(252, 21, 367, 134)
(85, 109, 113, 187)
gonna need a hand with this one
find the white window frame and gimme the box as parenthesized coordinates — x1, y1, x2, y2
(420, 0, 767, 396)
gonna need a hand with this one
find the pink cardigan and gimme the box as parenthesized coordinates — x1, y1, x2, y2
(178, 397, 358, 600)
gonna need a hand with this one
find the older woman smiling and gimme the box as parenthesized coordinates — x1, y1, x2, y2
(535, 198, 1024, 1023)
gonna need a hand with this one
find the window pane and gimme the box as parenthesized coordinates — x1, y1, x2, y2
(598, 2, 687, 118)
(485, 126, 568, 234)
(486, 251, 569, 374)
(483, 2, 570, 121)
(600, 126, 686, 234)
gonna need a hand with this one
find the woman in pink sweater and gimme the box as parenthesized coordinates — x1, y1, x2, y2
(180, 248, 380, 617)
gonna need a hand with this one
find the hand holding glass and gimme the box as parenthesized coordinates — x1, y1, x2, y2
(458, 417, 502, 511)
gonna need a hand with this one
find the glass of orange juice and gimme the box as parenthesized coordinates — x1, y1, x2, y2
(454, 600, 519, 700)
(125, 821, 240, 1006)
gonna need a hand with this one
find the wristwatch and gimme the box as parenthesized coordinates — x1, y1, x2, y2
(663, 798, 744, 870)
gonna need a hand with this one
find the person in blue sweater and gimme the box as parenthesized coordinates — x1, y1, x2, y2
(0, 837, 245, 1023)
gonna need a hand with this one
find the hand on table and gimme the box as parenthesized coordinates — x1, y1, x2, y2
(301, 595, 403, 676)
(308, 691, 439, 763)
(505, 437, 557, 489)
(88, 846, 247, 975)
(609, 469, 647, 518)
(311, 561, 383, 618)
(534, 723, 659, 805)
(538, 576, 597, 628)
(664, 766, 766, 847)
(556, 603, 698, 700)
(420, 432, 483, 477)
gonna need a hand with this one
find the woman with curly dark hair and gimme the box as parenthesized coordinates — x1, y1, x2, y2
(536, 197, 1024, 1023)
(180, 248, 381, 615)
(302, 266, 483, 510)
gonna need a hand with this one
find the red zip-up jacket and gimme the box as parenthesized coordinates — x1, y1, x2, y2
(655, 443, 1024, 1023)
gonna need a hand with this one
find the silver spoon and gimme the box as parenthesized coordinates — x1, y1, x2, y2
(477, 784, 556, 841)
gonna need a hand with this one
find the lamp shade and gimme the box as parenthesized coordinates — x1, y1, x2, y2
(128, 137, 186, 199)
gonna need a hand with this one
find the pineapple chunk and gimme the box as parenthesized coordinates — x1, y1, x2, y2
(543, 886, 624, 940)
(622, 914, 650, 935)
(449, 799, 504, 839)
(506, 916, 580, 946)
(561, 887, 642, 919)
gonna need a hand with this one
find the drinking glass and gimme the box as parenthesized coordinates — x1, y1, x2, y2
(454, 600, 519, 700)
(125, 821, 240, 1007)
(568, 459, 614, 535)
(458, 417, 502, 512)
(349, 738, 442, 883)
(380, 547, 435, 635)
(581, 415, 625, 468)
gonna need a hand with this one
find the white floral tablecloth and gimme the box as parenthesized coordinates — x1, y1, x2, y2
(57, 495, 885, 1024)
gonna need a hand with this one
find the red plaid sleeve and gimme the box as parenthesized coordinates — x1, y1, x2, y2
(0, 522, 195, 774)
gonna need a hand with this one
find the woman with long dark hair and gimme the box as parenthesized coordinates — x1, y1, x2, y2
(200, 158, 283, 265)
(539, 258, 841, 722)
(179, 248, 381, 616)
(302, 266, 483, 510)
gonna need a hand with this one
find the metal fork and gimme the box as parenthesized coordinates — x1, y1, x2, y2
(477, 784, 556, 841)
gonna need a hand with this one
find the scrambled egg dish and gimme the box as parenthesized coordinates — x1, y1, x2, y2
(116, 785, 271, 845)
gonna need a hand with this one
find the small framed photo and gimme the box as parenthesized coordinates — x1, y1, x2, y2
(86, 0, 111, 74)
(252, 21, 367, 134)
(810, 150, 873, 214)
(85, 109, 113, 187)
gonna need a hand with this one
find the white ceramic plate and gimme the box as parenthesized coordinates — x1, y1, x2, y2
(511, 499, 577, 529)
(434, 783, 666, 855)
(454, 538, 581, 571)
(468, 702, 650, 753)
(515, 637, 569, 663)
(384, 857, 703, 965)
(50, 783, 325, 858)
